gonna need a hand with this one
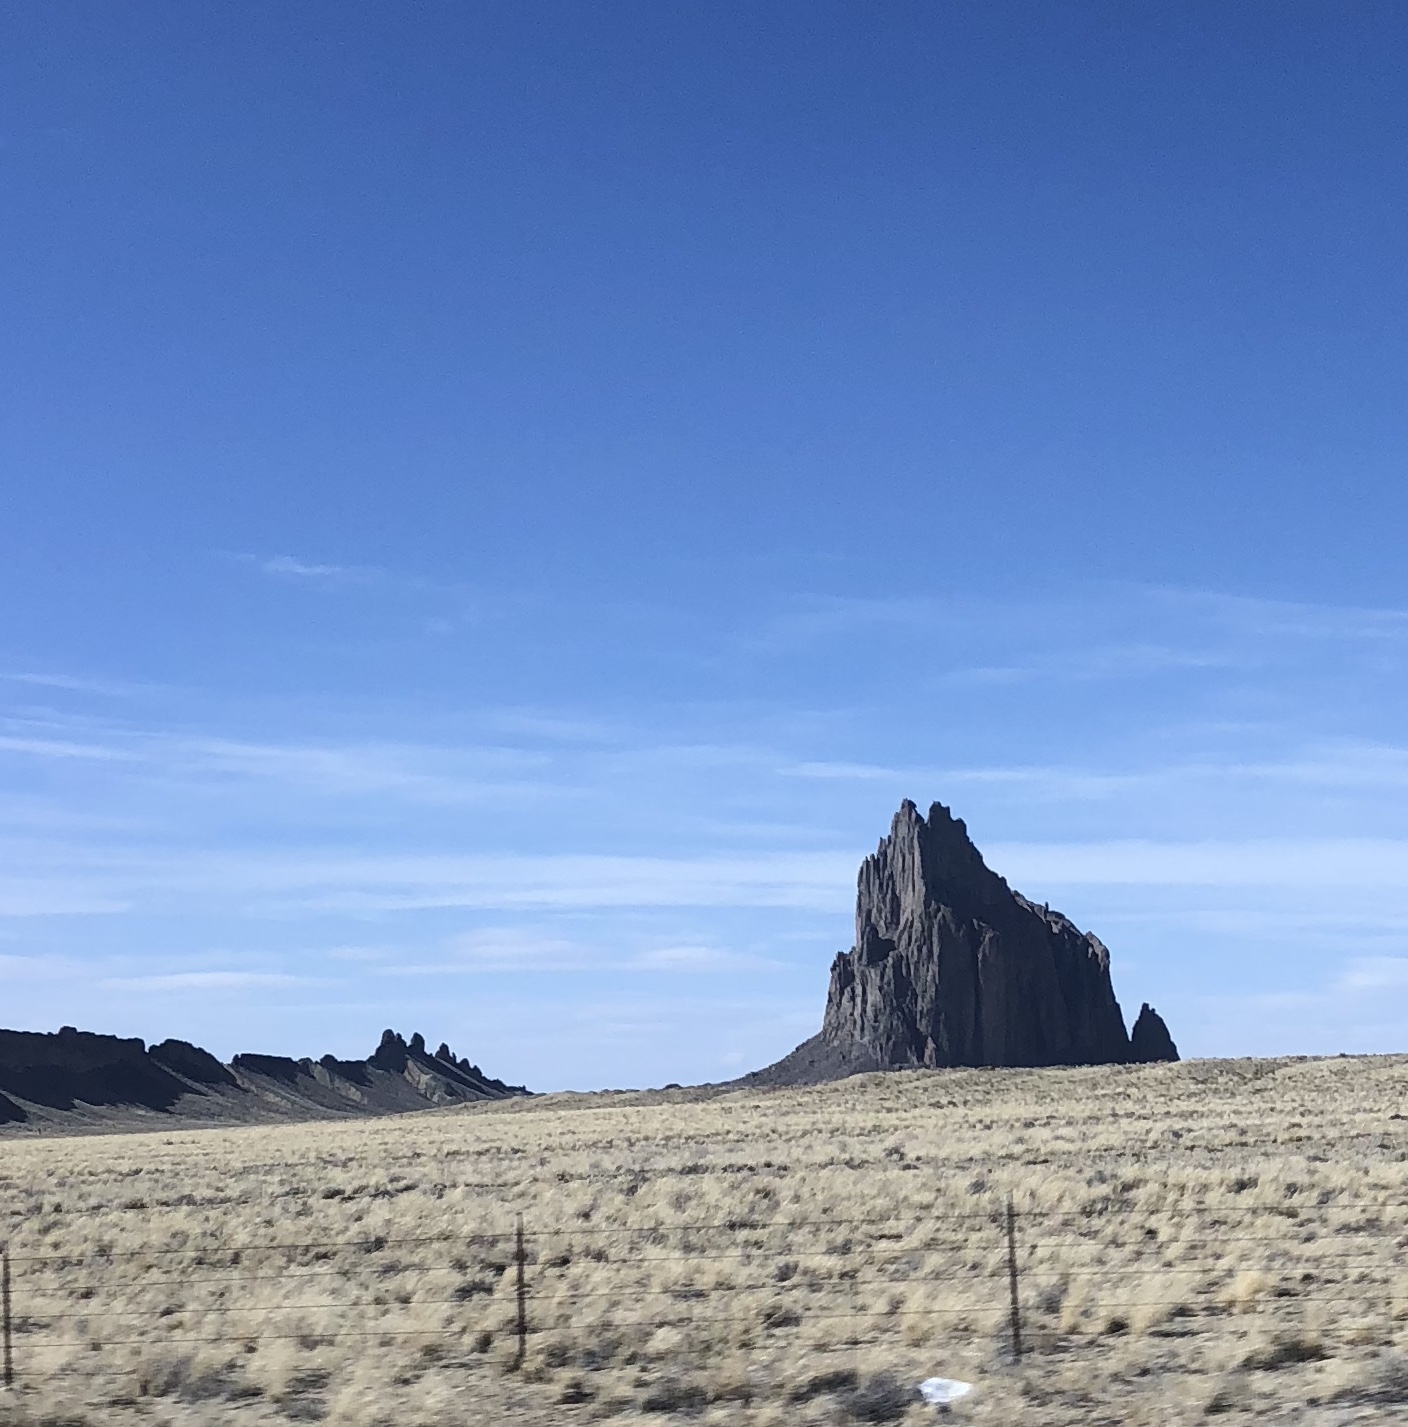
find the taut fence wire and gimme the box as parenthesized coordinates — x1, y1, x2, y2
(4, 1196, 1408, 1390)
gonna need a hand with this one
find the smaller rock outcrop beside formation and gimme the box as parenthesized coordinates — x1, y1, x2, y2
(747, 798, 1179, 1085)
(357, 1029, 524, 1101)
(0, 1025, 527, 1134)
(1129, 1003, 1179, 1062)
(229, 1028, 529, 1116)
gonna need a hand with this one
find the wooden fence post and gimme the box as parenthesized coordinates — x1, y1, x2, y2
(1005, 1195, 1022, 1362)
(2, 1242, 12, 1388)
(513, 1215, 528, 1370)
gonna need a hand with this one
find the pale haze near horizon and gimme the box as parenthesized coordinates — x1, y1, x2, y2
(4, 3, 1408, 1089)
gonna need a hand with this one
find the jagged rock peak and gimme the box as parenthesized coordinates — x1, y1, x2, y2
(1129, 1003, 1179, 1063)
(751, 799, 1156, 1083)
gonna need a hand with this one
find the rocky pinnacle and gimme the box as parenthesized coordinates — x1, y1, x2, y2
(746, 799, 1177, 1084)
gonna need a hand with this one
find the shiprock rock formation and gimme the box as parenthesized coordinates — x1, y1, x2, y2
(748, 799, 1178, 1085)
(0, 1025, 526, 1134)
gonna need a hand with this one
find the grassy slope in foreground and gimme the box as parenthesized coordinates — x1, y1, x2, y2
(1, 1055, 1408, 1425)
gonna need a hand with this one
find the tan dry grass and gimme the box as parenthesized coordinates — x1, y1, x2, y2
(1, 1055, 1408, 1423)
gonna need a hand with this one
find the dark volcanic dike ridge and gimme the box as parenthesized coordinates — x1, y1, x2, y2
(0, 1027, 526, 1133)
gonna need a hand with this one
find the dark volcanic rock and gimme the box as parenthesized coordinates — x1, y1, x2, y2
(368, 1029, 527, 1101)
(368, 1028, 410, 1073)
(0, 1026, 191, 1113)
(150, 1038, 239, 1086)
(750, 800, 1149, 1084)
(0, 1023, 527, 1133)
(1129, 1003, 1179, 1062)
(319, 1053, 372, 1086)
(230, 1052, 306, 1084)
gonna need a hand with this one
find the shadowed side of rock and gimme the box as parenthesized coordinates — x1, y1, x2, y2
(0, 1027, 191, 1115)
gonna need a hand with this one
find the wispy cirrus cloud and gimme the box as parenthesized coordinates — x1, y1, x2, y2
(179, 737, 553, 802)
(744, 585, 1408, 693)
(101, 970, 310, 991)
(1335, 957, 1408, 992)
(233, 552, 385, 583)
(0, 733, 140, 761)
(0, 671, 146, 697)
(0, 714, 563, 805)
(631, 944, 777, 972)
(378, 929, 780, 976)
(0, 838, 857, 919)
(1159, 587, 1408, 643)
(992, 837, 1408, 890)
(430, 930, 781, 976)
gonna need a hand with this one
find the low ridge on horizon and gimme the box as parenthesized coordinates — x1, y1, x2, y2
(0, 1024, 527, 1134)
(745, 798, 1178, 1085)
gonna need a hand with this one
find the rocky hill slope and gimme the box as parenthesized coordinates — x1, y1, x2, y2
(0, 1025, 526, 1134)
(748, 799, 1177, 1084)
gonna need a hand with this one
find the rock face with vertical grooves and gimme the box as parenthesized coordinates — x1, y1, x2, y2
(747, 800, 1173, 1084)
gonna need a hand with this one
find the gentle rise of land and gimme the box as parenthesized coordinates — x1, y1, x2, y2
(1, 1055, 1407, 1425)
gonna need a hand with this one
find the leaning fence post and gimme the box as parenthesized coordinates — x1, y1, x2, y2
(2, 1242, 12, 1388)
(513, 1215, 528, 1370)
(1005, 1195, 1022, 1362)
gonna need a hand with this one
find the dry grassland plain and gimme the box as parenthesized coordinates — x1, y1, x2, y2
(2, 1056, 1408, 1425)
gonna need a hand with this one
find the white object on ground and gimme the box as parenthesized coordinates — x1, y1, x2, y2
(918, 1377, 973, 1407)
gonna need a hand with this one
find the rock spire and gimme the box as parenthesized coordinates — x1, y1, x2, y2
(748, 799, 1175, 1083)
(1129, 1003, 1179, 1062)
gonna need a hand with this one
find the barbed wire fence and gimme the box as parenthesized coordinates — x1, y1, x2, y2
(1, 1193, 1406, 1401)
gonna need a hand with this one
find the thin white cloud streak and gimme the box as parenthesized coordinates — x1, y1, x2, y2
(1336, 958, 1408, 992)
(0, 734, 140, 761)
(787, 742, 1408, 799)
(180, 737, 552, 802)
(991, 838, 1408, 889)
(1160, 587, 1408, 643)
(102, 971, 309, 991)
(0, 847, 859, 916)
(428, 929, 779, 974)
(747, 586, 1408, 688)
(0, 953, 85, 982)
(249, 554, 377, 581)
(939, 642, 1242, 686)
(1180, 950, 1408, 1056)
(255, 852, 859, 914)
(1094, 904, 1408, 938)
(9, 837, 1408, 923)
(633, 945, 777, 971)
(0, 672, 145, 697)
(0, 882, 130, 917)
(0, 717, 564, 804)
(788, 761, 894, 781)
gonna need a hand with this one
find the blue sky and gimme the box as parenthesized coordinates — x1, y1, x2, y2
(4, 3, 1408, 1088)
